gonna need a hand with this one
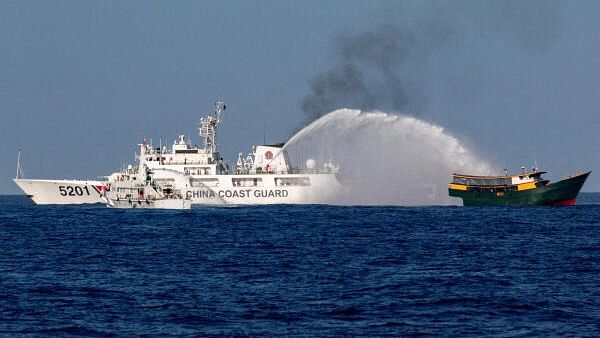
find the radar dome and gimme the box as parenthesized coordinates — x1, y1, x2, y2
(306, 159, 316, 170)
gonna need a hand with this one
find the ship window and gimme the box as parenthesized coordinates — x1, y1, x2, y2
(185, 166, 210, 175)
(232, 177, 262, 187)
(191, 178, 219, 187)
(275, 177, 311, 186)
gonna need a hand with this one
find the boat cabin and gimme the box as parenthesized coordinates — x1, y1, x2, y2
(449, 170, 550, 193)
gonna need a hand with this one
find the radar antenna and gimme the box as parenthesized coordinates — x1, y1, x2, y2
(199, 100, 226, 153)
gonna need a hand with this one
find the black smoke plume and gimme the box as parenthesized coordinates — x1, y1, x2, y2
(301, 0, 561, 122)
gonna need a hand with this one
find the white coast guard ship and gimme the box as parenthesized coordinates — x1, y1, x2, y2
(14, 101, 342, 206)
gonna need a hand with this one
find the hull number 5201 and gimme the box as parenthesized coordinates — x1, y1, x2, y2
(59, 186, 90, 196)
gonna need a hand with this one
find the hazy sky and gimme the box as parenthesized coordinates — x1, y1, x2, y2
(2, 0, 600, 194)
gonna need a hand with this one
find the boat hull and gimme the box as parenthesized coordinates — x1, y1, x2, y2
(13, 179, 106, 205)
(449, 172, 590, 206)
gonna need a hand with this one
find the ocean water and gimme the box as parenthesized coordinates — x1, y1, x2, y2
(1, 194, 600, 337)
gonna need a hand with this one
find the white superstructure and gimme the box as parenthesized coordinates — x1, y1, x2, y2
(14, 101, 342, 206)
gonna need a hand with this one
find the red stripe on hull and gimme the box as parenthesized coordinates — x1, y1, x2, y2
(551, 199, 576, 206)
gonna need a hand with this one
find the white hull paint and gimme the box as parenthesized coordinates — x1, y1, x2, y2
(14, 172, 341, 206)
(181, 173, 340, 205)
(13, 179, 106, 205)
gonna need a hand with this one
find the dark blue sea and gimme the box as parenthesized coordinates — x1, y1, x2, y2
(2, 194, 600, 337)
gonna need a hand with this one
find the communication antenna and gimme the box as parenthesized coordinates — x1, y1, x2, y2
(199, 100, 226, 153)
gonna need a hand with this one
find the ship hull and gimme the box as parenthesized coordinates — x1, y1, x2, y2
(182, 173, 341, 205)
(449, 172, 590, 206)
(14, 172, 341, 206)
(13, 179, 106, 205)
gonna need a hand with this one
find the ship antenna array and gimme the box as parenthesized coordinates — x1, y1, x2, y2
(199, 100, 226, 153)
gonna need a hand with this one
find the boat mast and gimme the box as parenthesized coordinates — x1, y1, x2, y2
(199, 100, 226, 153)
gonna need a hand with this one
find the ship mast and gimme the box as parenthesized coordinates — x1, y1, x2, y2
(15, 149, 25, 179)
(199, 100, 226, 153)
